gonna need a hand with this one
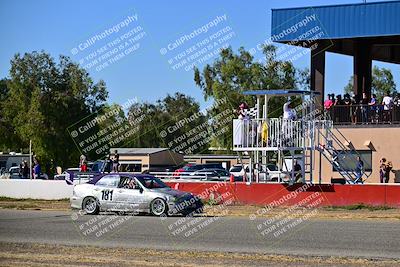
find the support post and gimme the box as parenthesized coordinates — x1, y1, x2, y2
(311, 41, 326, 109)
(353, 40, 372, 100)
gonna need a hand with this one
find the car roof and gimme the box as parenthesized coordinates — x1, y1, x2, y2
(88, 173, 155, 184)
(197, 168, 227, 171)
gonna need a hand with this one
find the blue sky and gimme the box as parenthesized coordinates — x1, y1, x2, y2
(0, 0, 398, 108)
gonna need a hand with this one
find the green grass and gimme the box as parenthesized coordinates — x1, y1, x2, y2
(0, 197, 69, 202)
(325, 204, 394, 211)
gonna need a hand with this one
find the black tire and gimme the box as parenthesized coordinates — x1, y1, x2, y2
(150, 198, 168, 216)
(82, 196, 100, 215)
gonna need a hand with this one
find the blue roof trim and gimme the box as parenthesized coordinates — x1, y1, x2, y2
(271, 1, 400, 41)
(242, 90, 320, 96)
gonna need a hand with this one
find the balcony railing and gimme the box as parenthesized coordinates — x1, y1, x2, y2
(327, 104, 400, 125)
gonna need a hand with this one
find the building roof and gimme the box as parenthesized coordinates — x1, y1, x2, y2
(184, 154, 249, 159)
(242, 89, 320, 96)
(110, 148, 170, 155)
(270, 1, 400, 64)
(271, 1, 400, 41)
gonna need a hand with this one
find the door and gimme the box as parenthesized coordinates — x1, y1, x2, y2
(93, 174, 120, 210)
(113, 176, 143, 211)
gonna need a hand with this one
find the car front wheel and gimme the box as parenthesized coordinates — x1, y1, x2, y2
(150, 198, 167, 216)
(82, 196, 99, 215)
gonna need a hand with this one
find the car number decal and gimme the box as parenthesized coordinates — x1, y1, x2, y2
(101, 189, 114, 201)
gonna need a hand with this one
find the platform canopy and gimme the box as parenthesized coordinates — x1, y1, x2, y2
(243, 89, 320, 96)
(271, 0, 400, 103)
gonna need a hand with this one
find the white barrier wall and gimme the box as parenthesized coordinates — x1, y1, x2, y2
(0, 180, 73, 200)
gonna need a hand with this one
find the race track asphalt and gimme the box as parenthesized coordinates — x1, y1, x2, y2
(0, 209, 399, 259)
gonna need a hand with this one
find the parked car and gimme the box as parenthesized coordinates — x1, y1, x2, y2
(229, 164, 285, 182)
(8, 166, 48, 179)
(229, 164, 249, 178)
(173, 163, 224, 177)
(8, 166, 22, 179)
(70, 173, 203, 216)
(187, 168, 233, 181)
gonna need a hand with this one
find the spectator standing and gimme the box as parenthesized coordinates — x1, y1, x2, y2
(237, 102, 249, 120)
(112, 150, 120, 172)
(382, 91, 393, 123)
(360, 92, 369, 124)
(343, 94, 352, 124)
(104, 154, 112, 173)
(324, 94, 334, 119)
(33, 158, 41, 179)
(369, 94, 377, 123)
(333, 94, 343, 123)
(294, 160, 302, 183)
(379, 158, 387, 183)
(22, 160, 29, 179)
(355, 156, 364, 183)
(385, 160, 393, 183)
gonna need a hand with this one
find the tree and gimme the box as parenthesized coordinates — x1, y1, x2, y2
(344, 66, 397, 101)
(124, 93, 208, 154)
(194, 45, 303, 150)
(1, 51, 108, 167)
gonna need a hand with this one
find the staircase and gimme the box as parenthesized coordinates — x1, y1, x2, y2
(316, 123, 371, 184)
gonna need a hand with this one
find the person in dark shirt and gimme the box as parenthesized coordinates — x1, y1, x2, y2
(360, 92, 369, 124)
(294, 160, 302, 183)
(103, 154, 112, 173)
(112, 150, 119, 172)
(355, 156, 364, 183)
(369, 94, 377, 123)
(22, 160, 29, 179)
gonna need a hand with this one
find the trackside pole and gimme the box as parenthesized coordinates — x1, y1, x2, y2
(29, 140, 32, 180)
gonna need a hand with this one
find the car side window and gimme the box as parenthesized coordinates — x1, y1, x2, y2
(96, 175, 120, 188)
(118, 176, 137, 189)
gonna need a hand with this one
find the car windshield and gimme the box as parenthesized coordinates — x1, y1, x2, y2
(136, 176, 169, 189)
(230, 166, 242, 172)
(267, 165, 278, 171)
(10, 168, 19, 174)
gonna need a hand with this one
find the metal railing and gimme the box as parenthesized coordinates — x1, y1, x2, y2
(326, 104, 400, 125)
(233, 118, 330, 149)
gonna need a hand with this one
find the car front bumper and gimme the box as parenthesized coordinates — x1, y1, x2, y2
(168, 198, 203, 215)
(70, 196, 83, 209)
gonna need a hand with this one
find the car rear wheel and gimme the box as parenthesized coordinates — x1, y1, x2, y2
(150, 198, 167, 216)
(82, 196, 99, 215)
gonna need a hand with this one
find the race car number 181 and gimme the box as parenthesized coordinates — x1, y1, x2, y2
(102, 189, 113, 201)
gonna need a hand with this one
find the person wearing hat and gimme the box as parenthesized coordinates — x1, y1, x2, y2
(283, 101, 297, 120)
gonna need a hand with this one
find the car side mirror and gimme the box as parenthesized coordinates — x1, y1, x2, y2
(135, 185, 143, 193)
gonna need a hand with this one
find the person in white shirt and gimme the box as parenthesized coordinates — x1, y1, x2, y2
(283, 102, 297, 120)
(282, 101, 297, 146)
(382, 92, 393, 123)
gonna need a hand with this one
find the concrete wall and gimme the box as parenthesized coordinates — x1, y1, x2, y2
(314, 126, 400, 184)
(167, 182, 400, 207)
(0, 180, 73, 199)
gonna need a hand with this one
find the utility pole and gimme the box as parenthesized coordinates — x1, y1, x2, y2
(29, 140, 32, 179)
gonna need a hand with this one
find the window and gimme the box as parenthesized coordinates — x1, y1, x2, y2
(118, 176, 137, 189)
(136, 176, 168, 189)
(332, 150, 372, 172)
(96, 175, 120, 188)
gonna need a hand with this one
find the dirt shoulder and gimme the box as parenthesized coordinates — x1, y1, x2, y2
(0, 197, 399, 220)
(0, 242, 399, 267)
